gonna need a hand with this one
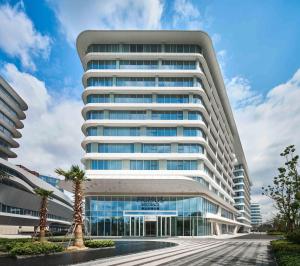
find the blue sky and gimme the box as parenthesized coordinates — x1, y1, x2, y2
(0, 0, 300, 220)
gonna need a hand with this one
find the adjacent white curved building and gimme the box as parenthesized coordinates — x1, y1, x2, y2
(77, 30, 251, 236)
(0, 76, 27, 159)
(0, 76, 72, 233)
(0, 159, 73, 229)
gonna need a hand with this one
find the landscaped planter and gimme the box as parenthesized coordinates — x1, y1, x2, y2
(0, 241, 175, 266)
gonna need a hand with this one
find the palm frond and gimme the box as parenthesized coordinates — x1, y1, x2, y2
(34, 188, 54, 198)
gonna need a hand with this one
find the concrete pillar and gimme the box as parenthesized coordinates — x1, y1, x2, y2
(140, 126, 146, 136)
(135, 143, 142, 153)
(183, 110, 188, 120)
(98, 126, 103, 136)
(177, 126, 183, 136)
(123, 160, 130, 170)
(160, 160, 167, 170)
(146, 110, 152, 119)
(171, 143, 177, 153)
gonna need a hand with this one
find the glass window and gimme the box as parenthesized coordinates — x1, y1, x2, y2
(142, 144, 171, 153)
(161, 60, 196, 70)
(192, 95, 203, 104)
(164, 44, 201, 53)
(87, 127, 98, 136)
(146, 127, 177, 136)
(152, 111, 183, 120)
(130, 160, 159, 170)
(87, 60, 117, 69)
(109, 111, 146, 120)
(178, 144, 203, 153)
(157, 95, 189, 103)
(188, 111, 203, 120)
(87, 77, 113, 86)
(167, 160, 198, 170)
(99, 144, 134, 153)
(114, 94, 152, 103)
(158, 77, 194, 87)
(183, 127, 204, 137)
(103, 127, 140, 136)
(119, 60, 158, 69)
(90, 160, 122, 170)
(116, 77, 155, 87)
(87, 111, 104, 120)
(86, 44, 201, 54)
(87, 94, 110, 103)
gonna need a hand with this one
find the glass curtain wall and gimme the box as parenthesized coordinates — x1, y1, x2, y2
(85, 195, 217, 236)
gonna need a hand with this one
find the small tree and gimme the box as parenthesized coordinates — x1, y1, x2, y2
(55, 165, 86, 249)
(262, 145, 300, 232)
(34, 188, 53, 242)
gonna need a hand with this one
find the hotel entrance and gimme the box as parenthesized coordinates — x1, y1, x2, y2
(124, 210, 177, 237)
(158, 216, 171, 237)
(128, 215, 173, 237)
(145, 221, 156, 236)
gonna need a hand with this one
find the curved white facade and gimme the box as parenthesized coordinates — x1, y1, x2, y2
(0, 76, 27, 159)
(0, 158, 72, 227)
(77, 31, 251, 237)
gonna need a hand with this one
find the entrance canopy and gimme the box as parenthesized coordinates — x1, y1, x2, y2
(60, 175, 237, 213)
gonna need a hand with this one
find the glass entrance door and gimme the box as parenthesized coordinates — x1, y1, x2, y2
(145, 221, 157, 236)
(159, 216, 171, 237)
(129, 216, 143, 237)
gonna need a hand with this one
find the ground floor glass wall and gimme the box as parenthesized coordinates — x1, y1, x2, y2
(85, 196, 217, 237)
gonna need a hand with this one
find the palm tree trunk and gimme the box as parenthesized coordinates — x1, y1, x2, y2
(39, 197, 48, 242)
(73, 180, 85, 248)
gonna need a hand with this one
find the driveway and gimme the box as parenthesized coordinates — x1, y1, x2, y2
(77, 234, 276, 266)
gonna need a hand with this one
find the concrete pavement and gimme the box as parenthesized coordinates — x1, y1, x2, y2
(76, 235, 276, 266)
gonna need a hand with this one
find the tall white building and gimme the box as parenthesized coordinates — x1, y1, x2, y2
(77, 30, 251, 237)
(233, 164, 252, 231)
(251, 203, 262, 227)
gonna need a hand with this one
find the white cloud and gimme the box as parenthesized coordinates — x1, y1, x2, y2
(172, 0, 208, 30)
(2, 64, 83, 176)
(226, 76, 262, 108)
(226, 69, 300, 221)
(47, 0, 164, 44)
(0, 2, 51, 70)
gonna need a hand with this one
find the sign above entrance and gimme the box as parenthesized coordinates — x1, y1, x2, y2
(144, 215, 157, 222)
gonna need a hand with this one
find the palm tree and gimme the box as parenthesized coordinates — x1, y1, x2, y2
(55, 165, 86, 249)
(0, 169, 10, 183)
(34, 188, 53, 242)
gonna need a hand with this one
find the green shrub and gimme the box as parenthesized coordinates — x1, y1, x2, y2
(271, 240, 300, 253)
(0, 238, 31, 252)
(286, 230, 300, 244)
(84, 240, 115, 248)
(271, 240, 300, 266)
(9, 242, 63, 256)
(267, 231, 285, 235)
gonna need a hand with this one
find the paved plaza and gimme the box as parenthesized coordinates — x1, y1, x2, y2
(77, 235, 276, 266)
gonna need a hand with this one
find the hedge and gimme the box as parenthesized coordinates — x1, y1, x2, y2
(271, 240, 300, 266)
(84, 240, 115, 248)
(9, 242, 63, 256)
(0, 238, 31, 252)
